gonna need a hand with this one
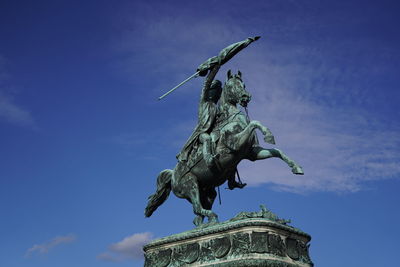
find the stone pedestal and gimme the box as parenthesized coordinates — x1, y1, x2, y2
(143, 210, 313, 267)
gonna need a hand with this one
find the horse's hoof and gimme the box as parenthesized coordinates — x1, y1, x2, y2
(193, 216, 204, 226)
(292, 165, 304, 175)
(209, 215, 219, 224)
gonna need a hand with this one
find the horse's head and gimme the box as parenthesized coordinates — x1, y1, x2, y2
(223, 70, 251, 107)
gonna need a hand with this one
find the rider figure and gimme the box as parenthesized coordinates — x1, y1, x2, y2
(177, 64, 221, 168)
(177, 64, 246, 190)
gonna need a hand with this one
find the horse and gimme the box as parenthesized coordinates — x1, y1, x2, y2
(145, 70, 304, 226)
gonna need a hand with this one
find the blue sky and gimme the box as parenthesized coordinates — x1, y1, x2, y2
(1, 0, 399, 266)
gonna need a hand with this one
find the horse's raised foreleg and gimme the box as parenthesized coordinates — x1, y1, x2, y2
(250, 146, 304, 175)
(223, 120, 269, 151)
(177, 173, 218, 226)
(249, 120, 275, 144)
(233, 120, 275, 149)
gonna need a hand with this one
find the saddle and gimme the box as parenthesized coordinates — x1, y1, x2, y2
(175, 109, 242, 177)
(176, 130, 221, 178)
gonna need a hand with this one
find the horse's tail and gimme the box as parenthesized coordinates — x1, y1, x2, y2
(144, 169, 173, 217)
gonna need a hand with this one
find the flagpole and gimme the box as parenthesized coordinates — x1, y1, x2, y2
(158, 71, 200, 100)
(157, 36, 260, 101)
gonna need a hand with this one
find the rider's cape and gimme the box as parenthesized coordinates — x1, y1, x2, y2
(177, 101, 217, 163)
(177, 64, 221, 165)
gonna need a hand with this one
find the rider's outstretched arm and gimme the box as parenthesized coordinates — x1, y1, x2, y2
(199, 64, 221, 104)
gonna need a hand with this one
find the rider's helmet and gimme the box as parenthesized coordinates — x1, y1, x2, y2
(206, 80, 222, 103)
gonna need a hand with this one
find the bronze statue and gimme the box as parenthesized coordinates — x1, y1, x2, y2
(145, 37, 304, 226)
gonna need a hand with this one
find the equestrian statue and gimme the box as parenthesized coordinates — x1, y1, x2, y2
(145, 36, 304, 226)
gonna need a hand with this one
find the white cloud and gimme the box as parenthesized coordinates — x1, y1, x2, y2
(25, 234, 77, 257)
(97, 232, 153, 262)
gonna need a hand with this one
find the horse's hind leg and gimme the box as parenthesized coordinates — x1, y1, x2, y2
(202, 187, 217, 211)
(178, 173, 218, 226)
(251, 147, 304, 175)
(194, 187, 218, 225)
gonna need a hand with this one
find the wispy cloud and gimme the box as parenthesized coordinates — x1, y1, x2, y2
(97, 232, 153, 262)
(113, 3, 400, 193)
(0, 55, 36, 128)
(25, 234, 77, 257)
(237, 44, 400, 193)
(111, 4, 247, 93)
(0, 91, 36, 127)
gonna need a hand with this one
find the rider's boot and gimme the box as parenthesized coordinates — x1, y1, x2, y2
(228, 178, 247, 190)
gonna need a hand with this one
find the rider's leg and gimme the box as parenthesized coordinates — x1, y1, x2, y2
(200, 133, 218, 168)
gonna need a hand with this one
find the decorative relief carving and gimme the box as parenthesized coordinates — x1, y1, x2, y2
(250, 231, 269, 253)
(145, 248, 172, 267)
(172, 242, 199, 264)
(231, 232, 250, 256)
(210, 236, 231, 258)
(298, 241, 313, 265)
(143, 217, 312, 266)
(268, 233, 286, 257)
(198, 242, 213, 263)
(286, 238, 300, 260)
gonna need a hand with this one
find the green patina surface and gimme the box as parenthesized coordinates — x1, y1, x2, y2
(197, 259, 309, 267)
(145, 36, 305, 227)
(144, 205, 308, 250)
(143, 37, 311, 266)
(143, 206, 313, 267)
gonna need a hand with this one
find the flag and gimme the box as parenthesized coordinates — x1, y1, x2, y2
(197, 36, 261, 76)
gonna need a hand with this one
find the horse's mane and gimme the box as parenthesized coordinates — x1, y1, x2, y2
(220, 72, 242, 109)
